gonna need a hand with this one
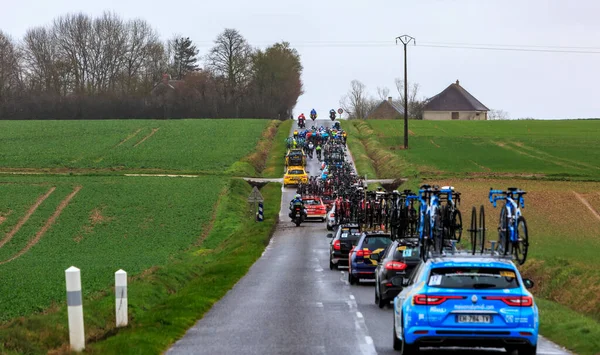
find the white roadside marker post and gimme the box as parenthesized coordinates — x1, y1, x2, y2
(65, 266, 85, 351)
(115, 269, 128, 327)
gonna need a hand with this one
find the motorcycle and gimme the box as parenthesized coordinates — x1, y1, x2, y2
(329, 111, 336, 121)
(291, 205, 305, 227)
(310, 113, 317, 121)
(298, 118, 306, 128)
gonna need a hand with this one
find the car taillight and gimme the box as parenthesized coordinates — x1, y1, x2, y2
(329, 213, 335, 218)
(413, 294, 466, 305)
(333, 240, 341, 251)
(484, 296, 533, 307)
(385, 261, 407, 271)
(356, 249, 371, 257)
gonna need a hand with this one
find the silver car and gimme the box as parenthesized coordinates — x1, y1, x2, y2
(326, 204, 336, 231)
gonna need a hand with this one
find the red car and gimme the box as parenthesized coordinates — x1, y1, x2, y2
(302, 196, 327, 222)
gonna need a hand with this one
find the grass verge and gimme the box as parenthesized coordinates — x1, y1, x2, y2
(536, 298, 600, 355)
(263, 120, 293, 178)
(226, 120, 281, 176)
(341, 120, 377, 179)
(0, 179, 281, 354)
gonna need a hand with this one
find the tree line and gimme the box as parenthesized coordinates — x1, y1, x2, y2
(0, 12, 303, 119)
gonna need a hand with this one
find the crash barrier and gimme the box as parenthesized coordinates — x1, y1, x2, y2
(65, 267, 129, 352)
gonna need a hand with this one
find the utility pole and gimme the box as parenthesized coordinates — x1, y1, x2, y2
(396, 35, 415, 149)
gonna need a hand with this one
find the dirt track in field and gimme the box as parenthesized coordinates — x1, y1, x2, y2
(0, 186, 81, 265)
(573, 191, 600, 222)
(134, 128, 160, 147)
(0, 187, 56, 249)
(116, 128, 143, 147)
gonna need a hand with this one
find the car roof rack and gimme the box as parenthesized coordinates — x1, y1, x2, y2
(427, 241, 516, 261)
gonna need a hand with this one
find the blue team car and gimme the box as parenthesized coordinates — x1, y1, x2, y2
(392, 255, 538, 354)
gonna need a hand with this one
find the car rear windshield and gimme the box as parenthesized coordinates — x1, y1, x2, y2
(428, 267, 519, 289)
(392, 245, 420, 260)
(304, 199, 321, 205)
(289, 170, 304, 175)
(362, 236, 392, 249)
(341, 228, 360, 239)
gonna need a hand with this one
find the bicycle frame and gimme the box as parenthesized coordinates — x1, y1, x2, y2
(490, 189, 526, 244)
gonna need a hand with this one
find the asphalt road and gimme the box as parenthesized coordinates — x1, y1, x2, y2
(168, 119, 572, 355)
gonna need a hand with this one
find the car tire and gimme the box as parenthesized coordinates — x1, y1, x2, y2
(377, 288, 387, 309)
(394, 314, 419, 354)
(517, 345, 537, 355)
(327, 225, 333, 231)
(348, 271, 357, 285)
(329, 258, 337, 270)
(393, 314, 402, 351)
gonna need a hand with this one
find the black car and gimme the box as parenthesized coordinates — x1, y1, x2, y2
(328, 223, 361, 270)
(373, 238, 421, 308)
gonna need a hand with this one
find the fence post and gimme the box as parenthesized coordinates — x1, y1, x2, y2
(65, 266, 85, 352)
(115, 269, 128, 327)
(257, 202, 264, 222)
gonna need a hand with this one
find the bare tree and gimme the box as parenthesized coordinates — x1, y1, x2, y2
(340, 80, 376, 119)
(206, 29, 252, 98)
(394, 78, 426, 119)
(376, 86, 390, 101)
(0, 31, 22, 104)
(488, 109, 510, 120)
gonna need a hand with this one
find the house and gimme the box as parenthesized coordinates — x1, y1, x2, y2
(366, 97, 403, 119)
(150, 74, 185, 97)
(422, 80, 489, 120)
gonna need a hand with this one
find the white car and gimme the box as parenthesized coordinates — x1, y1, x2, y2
(326, 204, 336, 231)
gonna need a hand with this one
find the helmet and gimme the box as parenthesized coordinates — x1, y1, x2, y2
(295, 194, 301, 199)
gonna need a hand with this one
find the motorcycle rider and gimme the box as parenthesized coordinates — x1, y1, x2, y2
(298, 113, 306, 127)
(310, 108, 317, 120)
(289, 194, 307, 219)
(329, 109, 336, 120)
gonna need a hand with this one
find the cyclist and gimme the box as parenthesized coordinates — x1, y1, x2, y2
(293, 130, 298, 138)
(315, 144, 322, 160)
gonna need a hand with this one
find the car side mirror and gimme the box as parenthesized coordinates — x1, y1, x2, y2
(326, 233, 334, 238)
(523, 278, 535, 289)
(306, 171, 310, 174)
(402, 278, 410, 287)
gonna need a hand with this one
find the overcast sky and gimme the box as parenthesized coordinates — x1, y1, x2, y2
(2, 0, 600, 119)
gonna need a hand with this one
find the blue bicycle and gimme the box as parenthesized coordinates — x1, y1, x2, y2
(489, 187, 529, 265)
(406, 184, 445, 261)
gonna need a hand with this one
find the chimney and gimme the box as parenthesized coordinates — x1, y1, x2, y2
(456, 79, 460, 85)
(162, 73, 169, 85)
(388, 96, 393, 103)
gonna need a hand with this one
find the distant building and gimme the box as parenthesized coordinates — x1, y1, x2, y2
(366, 97, 404, 119)
(150, 74, 185, 97)
(423, 80, 489, 120)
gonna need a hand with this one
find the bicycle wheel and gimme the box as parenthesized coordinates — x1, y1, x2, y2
(478, 205, 485, 254)
(452, 209, 463, 243)
(470, 207, 477, 255)
(433, 213, 444, 254)
(498, 207, 509, 255)
(421, 213, 431, 261)
(514, 216, 529, 265)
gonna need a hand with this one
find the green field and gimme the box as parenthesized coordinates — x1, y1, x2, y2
(365, 119, 600, 179)
(0, 175, 223, 321)
(347, 119, 600, 354)
(0, 119, 269, 173)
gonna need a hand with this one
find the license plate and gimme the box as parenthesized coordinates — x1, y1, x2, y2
(457, 314, 492, 323)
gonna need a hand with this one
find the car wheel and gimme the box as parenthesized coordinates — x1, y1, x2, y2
(375, 284, 380, 305)
(517, 345, 537, 355)
(327, 225, 333, 231)
(348, 271, 357, 285)
(329, 258, 337, 270)
(393, 314, 402, 351)
(395, 314, 419, 354)
(377, 286, 387, 309)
